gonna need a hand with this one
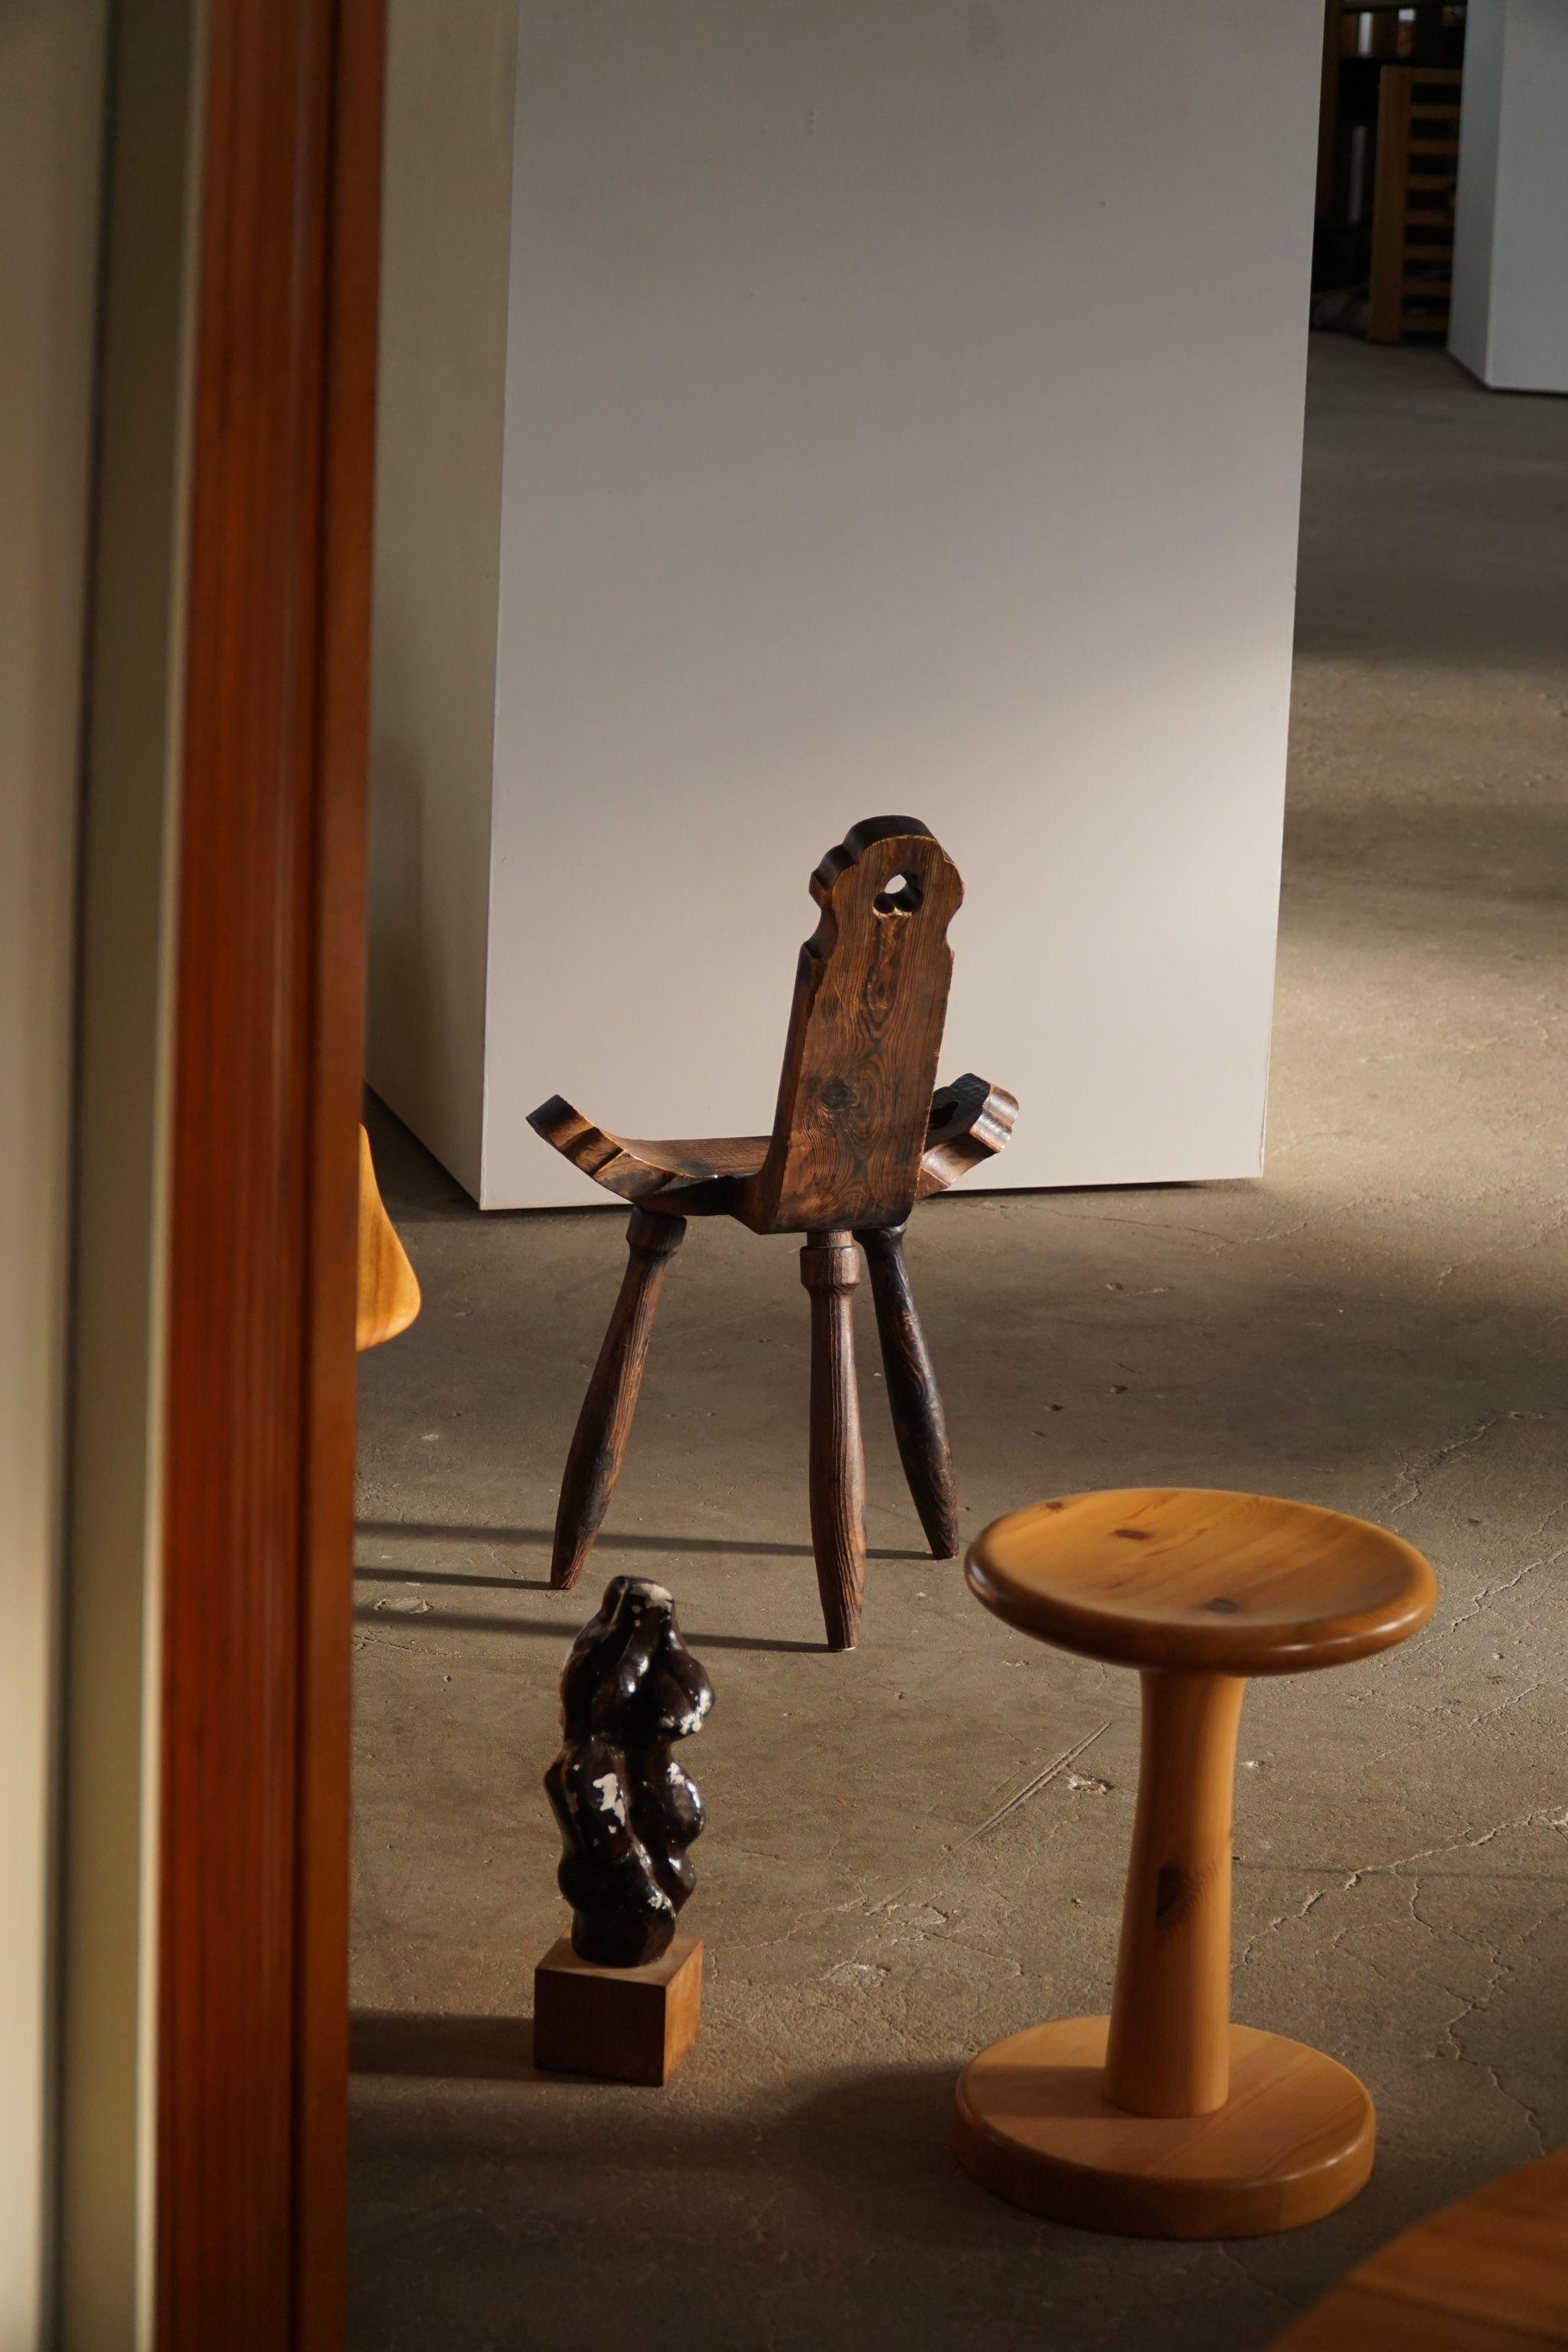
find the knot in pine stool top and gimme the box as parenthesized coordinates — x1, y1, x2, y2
(954, 1487, 1438, 2240)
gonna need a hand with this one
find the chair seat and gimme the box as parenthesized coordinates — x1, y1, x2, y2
(526, 1099, 769, 1212)
(616, 1136, 770, 1181)
(966, 1488, 1438, 1676)
(529, 1073, 1018, 1223)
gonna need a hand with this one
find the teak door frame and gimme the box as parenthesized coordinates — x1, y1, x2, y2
(158, 0, 382, 2341)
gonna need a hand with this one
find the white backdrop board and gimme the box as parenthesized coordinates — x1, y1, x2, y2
(1450, 0, 1568, 395)
(370, 0, 1321, 1209)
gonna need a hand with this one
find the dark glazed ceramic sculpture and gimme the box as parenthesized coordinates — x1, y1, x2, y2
(544, 1577, 714, 1968)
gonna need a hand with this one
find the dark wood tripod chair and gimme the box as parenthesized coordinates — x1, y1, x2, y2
(529, 817, 1017, 1649)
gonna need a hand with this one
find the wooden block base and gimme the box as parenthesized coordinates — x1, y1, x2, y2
(954, 2016, 1374, 2239)
(533, 1934, 702, 2086)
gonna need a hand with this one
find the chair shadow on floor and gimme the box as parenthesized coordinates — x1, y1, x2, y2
(354, 1561, 556, 1592)
(356, 1518, 930, 1565)
(350, 1599, 823, 1654)
(352, 1521, 933, 1653)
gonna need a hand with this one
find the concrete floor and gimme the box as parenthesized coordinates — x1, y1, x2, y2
(350, 336, 1568, 2352)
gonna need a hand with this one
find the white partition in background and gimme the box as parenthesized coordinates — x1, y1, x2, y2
(1450, 0, 1568, 395)
(371, 0, 1322, 1209)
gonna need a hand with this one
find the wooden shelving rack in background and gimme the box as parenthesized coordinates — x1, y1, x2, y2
(1315, 4, 1465, 342)
(1368, 63, 1463, 343)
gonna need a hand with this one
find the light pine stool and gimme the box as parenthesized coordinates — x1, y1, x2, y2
(955, 1487, 1438, 2239)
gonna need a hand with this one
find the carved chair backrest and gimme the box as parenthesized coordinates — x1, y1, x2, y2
(747, 817, 965, 1234)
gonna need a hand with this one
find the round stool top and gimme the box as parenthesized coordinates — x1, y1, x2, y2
(967, 1488, 1437, 1675)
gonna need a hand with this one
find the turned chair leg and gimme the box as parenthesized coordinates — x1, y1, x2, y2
(799, 1230, 867, 1651)
(550, 1207, 686, 1591)
(857, 1221, 959, 1560)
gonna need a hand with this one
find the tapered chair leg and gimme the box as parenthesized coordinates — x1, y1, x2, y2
(858, 1222, 959, 1560)
(799, 1230, 867, 1651)
(550, 1207, 687, 1590)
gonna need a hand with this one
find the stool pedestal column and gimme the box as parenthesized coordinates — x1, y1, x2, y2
(954, 1656, 1375, 2239)
(1105, 1670, 1243, 2118)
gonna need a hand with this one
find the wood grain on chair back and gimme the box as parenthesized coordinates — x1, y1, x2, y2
(743, 818, 965, 1234)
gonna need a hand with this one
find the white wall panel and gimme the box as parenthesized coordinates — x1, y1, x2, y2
(1452, 0, 1568, 394)
(369, 0, 521, 1197)
(374, 0, 1322, 1209)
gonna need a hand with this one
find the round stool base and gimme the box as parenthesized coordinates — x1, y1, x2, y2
(954, 2016, 1374, 2239)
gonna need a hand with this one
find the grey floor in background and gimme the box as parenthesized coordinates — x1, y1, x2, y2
(350, 337, 1568, 2352)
